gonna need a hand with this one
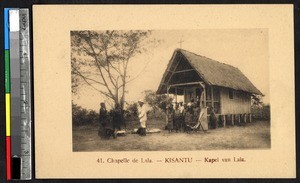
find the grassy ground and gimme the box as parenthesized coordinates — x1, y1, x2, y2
(73, 119, 270, 152)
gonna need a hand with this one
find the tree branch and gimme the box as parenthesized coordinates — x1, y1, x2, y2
(86, 31, 116, 99)
(72, 67, 106, 87)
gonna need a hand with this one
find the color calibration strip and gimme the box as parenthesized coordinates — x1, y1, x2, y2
(4, 8, 12, 181)
(10, 9, 22, 180)
(4, 8, 32, 180)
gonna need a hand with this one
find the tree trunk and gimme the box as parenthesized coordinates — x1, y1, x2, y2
(120, 82, 126, 128)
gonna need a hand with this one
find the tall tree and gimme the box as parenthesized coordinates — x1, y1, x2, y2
(71, 30, 151, 110)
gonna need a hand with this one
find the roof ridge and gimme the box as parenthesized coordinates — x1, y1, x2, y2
(176, 48, 240, 70)
(155, 48, 262, 95)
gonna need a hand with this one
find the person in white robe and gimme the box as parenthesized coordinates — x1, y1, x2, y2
(138, 99, 147, 136)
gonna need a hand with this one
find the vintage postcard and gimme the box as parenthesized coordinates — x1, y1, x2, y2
(33, 5, 295, 178)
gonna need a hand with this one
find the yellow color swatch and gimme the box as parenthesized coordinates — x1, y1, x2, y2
(5, 93, 11, 136)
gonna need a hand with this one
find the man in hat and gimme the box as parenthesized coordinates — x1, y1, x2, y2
(138, 99, 147, 136)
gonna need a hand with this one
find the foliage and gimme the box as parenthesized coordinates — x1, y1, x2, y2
(251, 94, 263, 107)
(251, 104, 270, 121)
(125, 102, 139, 119)
(251, 94, 269, 121)
(146, 109, 165, 120)
(143, 90, 173, 111)
(71, 30, 152, 109)
(72, 103, 99, 126)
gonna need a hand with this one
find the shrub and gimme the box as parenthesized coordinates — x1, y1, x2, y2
(143, 90, 173, 112)
(125, 103, 138, 121)
(72, 103, 99, 126)
(251, 104, 270, 121)
(147, 109, 165, 120)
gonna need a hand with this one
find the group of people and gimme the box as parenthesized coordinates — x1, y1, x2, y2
(166, 98, 202, 133)
(98, 99, 148, 139)
(98, 97, 206, 139)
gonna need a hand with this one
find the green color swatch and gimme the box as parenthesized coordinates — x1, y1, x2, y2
(5, 50, 10, 93)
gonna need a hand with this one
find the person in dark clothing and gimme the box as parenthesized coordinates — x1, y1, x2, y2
(98, 102, 116, 139)
(173, 103, 181, 132)
(196, 96, 201, 108)
(166, 104, 174, 133)
(99, 103, 108, 127)
(112, 104, 122, 131)
(210, 107, 218, 129)
(178, 102, 186, 132)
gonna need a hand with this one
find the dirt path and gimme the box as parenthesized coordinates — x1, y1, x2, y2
(73, 120, 270, 151)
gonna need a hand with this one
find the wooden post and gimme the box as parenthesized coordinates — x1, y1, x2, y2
(231, 114, 234, 126)
(175, 87, 178, 103)
(166, 85, 170, 126)
(238, 114, 241, 124)
(183, 88, 186, 103)
(167, 85, 170, 95)
(201, 107, 208, 130)
(249, 114, 252, 123)
(243, 114, 246, 123)
(203, 86, 206, 107)
(211, 86, 214, 108)
(223, 115, 226, 127)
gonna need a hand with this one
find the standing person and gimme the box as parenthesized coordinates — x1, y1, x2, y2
(112, 103, 122, 134)
(98, 102, 115, 139)
(187, 98, 194, 112)
(138, 99, 147, 136)
(179, 102, 185, 114)
(196, 96, 201, 108)
(99, 102, 108, 127)
(210, 107, 218, 129)
(179, 102, 186, 131)
(192, 100, 201, 124)
(173, 103, 181, 132)
(166, 104, 174, 133)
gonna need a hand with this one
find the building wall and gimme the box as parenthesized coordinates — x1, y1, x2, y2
(182, 86, 251, 114)
(220, 87, 251, 114)
(184, 86, 205, 106)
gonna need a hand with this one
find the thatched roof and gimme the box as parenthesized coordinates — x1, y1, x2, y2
(157, 49, 263, 95)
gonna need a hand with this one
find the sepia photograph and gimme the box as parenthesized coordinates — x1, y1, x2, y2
(71, 29, 270, 152)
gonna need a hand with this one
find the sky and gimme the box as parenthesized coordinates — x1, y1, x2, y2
(72, 29, 269, 111)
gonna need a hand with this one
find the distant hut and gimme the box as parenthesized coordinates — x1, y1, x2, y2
(156, 49, 263, 130)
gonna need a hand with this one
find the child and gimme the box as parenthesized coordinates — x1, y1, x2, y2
(166, 104, 174, 133)
(173, 103, 181, 132)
